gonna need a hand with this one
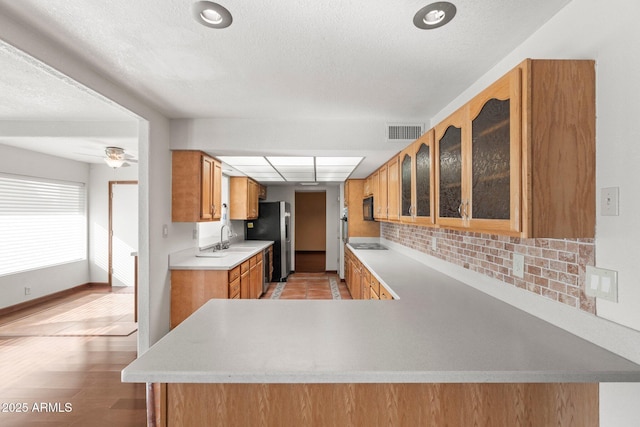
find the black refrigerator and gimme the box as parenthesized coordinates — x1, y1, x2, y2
(245, 201, 291, 282)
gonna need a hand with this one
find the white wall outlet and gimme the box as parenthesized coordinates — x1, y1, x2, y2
(24, 286, 31, 295)
(163, 224, 169, 238)
(396, 228, 400, 238)
(601, 187, 619, 216)
(431, 238, 437, 251)
(192, 227, 198, 240)
(585, 265, 618, 302)
(585, 265, 599, 297)
(512, 253, 525, 278)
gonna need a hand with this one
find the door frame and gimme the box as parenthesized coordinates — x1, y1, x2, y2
(109, 180, 138, 320)
(108, 180, 138, 287)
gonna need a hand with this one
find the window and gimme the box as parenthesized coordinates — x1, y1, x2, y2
(0, 173, 87, 276)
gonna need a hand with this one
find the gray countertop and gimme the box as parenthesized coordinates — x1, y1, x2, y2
(169, 240, 274, 270)
(122, 243, 640, 384)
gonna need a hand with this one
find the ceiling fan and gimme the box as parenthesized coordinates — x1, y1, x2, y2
(104, 146, 138, 168)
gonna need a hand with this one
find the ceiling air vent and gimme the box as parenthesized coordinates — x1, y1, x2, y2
(386, 123, 424, 143)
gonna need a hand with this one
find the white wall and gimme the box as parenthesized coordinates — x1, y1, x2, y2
(0, 144, 90, 308)
(429, 0, 640, 423)
(169, 118, 399, 178)
(324, 185, 340, 271)
(88, 163, 139, 283)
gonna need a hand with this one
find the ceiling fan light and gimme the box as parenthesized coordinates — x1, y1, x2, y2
(104, 157, 125, 168)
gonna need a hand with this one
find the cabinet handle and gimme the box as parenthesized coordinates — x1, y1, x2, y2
(458, 203, 463, 218)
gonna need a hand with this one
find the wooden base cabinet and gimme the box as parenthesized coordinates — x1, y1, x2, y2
(435, 59, 595, 238)
(171, 248, 271, 327)
(162, 383, 598, 427)
(170, 270, 229, 328)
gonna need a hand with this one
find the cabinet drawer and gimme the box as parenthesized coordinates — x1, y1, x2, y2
(250, 254, 258, 267)
(255, 251, 263, 263)
(228, 266, 241, 282)
(241, 260, 250, 274)
(229, 278, 240, 299)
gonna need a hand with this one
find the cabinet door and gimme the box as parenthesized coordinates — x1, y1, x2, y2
(375, 165, 388, 220)
(212, 159, 222, 220)
(468, 68, 521, 234)
(435, 108, 467, 228)
(240, 270, 250, 299)
(414, 130, 435, 225)
(248, 179, 259, 219)
(370, 170, 379, 215)
(400, 149, 413, 221)
(252, 260, 263, 298)
(387, 157, 400, 221)
(200, 155, 214, 221)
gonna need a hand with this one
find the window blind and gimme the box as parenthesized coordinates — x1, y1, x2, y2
(0, 173, 87, 276)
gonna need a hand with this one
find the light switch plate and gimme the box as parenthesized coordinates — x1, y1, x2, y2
(431, 238, 437, 251)
(513, 254, 525, 278)
(601, 187, 619, 216)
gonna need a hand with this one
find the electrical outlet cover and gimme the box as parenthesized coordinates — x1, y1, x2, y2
(513, 254, 525, 278)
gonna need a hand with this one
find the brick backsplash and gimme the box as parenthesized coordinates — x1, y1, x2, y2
(381, 223, 596, 314)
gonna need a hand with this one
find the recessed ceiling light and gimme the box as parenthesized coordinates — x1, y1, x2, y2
(414, 2, 456, 30)
(193, 1, 232, 29)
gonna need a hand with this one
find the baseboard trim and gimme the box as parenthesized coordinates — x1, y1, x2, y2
(0, 282, 110, 317)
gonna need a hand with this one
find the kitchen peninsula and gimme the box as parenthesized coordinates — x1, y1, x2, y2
(123, 242, 640, 426)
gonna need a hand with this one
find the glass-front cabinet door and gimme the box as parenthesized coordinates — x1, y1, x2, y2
(435, 108, 467, 228)
(400, 152, 412, 220)
(401, 130, 434, 225)
(467, 67, 521, 234)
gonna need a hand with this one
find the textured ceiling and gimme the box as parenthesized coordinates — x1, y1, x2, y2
(0, 0, 571, 121)
(0, 0, 572, 169)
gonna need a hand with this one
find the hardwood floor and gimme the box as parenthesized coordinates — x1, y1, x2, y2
(262, 272, 352, 300)
(0, 287, 146, 426)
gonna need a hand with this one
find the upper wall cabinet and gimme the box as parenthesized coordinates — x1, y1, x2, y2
(229, 177, 259, 220)
(434, 59, 595, 238)
(172, 151, 222, 222)
(374, 164, 387, 220)
(400, 130, 435, 225)
(386, 156, 400, 221)
(435, 107, 467, 230)
(363, 59, 594, 238)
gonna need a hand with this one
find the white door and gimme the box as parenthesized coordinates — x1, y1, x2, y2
(111, 183, 138, 287)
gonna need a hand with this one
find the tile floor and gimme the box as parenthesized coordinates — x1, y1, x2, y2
(261, 272, 352, 300)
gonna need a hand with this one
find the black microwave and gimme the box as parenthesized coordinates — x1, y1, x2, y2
(363, 196, 374, 221)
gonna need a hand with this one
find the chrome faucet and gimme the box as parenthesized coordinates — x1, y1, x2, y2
(220, 224, 231, 250)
